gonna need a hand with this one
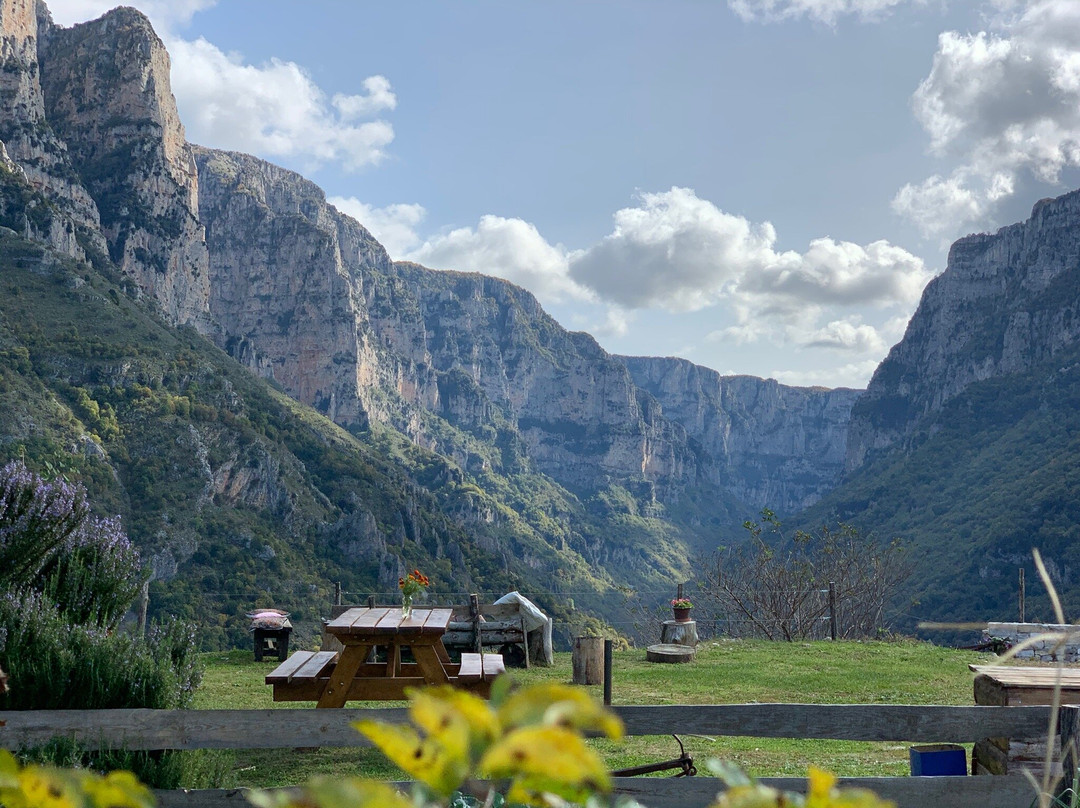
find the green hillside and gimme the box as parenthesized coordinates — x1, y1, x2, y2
(800, 342, 1080, 634)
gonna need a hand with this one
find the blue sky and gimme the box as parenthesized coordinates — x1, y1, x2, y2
(47, 0, 1080, 388)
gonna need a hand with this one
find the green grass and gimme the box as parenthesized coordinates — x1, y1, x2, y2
(192, 639, 998, 787)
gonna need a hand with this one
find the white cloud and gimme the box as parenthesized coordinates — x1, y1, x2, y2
(329, 197, 425, 259)
(46, 0, 215, 32)
(772, 359, 880, 388)
(727, 0, 920, 24)
(896, 2, 1080, 237)
(569, 187, 931, 313)
(799, 318, 888, 352)
(167, 37, 395, 172)
(591, 308, 633, 338)
(405, 215, 592, 304)
(333, 77, 397, 120)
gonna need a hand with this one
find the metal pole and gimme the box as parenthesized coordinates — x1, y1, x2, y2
(1019, 568, 1025, 623)
(603, 639, 613, 706)
(828, 581, 837, 641)
(677, 582, 684, 601)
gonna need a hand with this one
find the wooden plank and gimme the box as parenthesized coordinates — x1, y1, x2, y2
(971, 665, 1080, 687)
(291, 651, 337, 682)
(447, 620, 524, 633)
(611, 704, 1052, 742)
(0, 703, 1053, 750)
(0, 708, 409, 750)
(459, 653, 482, 681)
(264, 651, 315, 684)
(483, 654, 506, 679)
(152, 776, 1037, 808)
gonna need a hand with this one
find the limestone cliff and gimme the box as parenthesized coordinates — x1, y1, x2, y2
(623, 357, 860, 513)
(0, 0, 101, 257)
(194, 146, 698, 496)
(847, 189, 1080, 471)
(36, 5, 210, 328)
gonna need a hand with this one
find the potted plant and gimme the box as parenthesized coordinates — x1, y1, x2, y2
(671, 597, 693, 622)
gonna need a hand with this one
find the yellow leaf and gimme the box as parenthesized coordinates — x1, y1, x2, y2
(408, 685, 500, 762)
(11, 767, 80, 808)
(353, 719, 466, 796)
(497, 683, 623, 739)
(82, 770, 155, 808)
(479, 725, 611, 802)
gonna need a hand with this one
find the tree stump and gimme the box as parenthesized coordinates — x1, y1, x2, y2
(660, 619, 698, 647)
(572, 636, 604, 684)
(646, 643, 696, 663)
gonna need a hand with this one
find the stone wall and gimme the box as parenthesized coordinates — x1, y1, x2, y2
(986, 621, 1080, 662)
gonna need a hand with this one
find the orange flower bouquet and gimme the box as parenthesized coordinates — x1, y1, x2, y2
(398, 569, 430, 617)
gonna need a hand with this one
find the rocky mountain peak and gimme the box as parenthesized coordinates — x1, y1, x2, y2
(846, 188, 1080, 471)
(34, 2, 210, 327)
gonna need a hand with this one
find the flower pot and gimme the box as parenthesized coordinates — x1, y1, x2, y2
(673, 607, 692, 623)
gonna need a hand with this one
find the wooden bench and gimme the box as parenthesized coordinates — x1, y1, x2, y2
(265, 650, 338, 687)
(458, 652, 505, 683)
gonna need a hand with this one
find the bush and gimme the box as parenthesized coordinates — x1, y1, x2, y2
(0, 592, 201, 710)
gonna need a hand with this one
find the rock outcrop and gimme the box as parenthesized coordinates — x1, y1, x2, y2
(624, 357, 860, 513)
(36, 5, 210, 328)
(847, 190, 1080, 471)
(0, 0, 101, 257)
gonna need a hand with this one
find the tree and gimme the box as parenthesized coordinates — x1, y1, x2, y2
(700, 510, 913, 641)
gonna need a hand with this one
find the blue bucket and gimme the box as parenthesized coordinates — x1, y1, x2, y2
(909, 744, 967, 776)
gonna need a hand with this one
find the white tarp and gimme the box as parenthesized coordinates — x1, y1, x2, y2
(494, 591, 553, 666)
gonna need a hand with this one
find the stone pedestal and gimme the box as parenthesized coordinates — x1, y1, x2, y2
(660, 619, 698, 647)
(646, 643, 696, 663)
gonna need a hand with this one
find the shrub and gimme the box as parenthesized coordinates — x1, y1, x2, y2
(0, 592, 200, 711)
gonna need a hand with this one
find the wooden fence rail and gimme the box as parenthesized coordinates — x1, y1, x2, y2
(0, 704, 1062, 808)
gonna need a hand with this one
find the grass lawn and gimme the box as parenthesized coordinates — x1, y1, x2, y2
(192, 638, 1000, 788)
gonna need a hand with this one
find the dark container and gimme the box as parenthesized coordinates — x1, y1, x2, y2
(909, 744, 967, 776)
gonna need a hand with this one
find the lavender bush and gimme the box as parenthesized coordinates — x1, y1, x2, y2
(0, 461, 146, 627)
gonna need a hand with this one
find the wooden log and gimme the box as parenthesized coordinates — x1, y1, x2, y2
(660, 620, 699, 647)
(646, 643, 696, 663)
(572, 636, 604, 685)
(442, 629, 525, 646)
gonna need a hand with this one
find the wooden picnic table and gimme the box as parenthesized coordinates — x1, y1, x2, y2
(266, 607, 505, 706)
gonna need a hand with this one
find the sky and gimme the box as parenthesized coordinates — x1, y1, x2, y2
(44, 0, 1080, 389)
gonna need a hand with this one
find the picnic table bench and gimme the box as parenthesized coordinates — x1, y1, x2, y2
(267, 607, 505, 706)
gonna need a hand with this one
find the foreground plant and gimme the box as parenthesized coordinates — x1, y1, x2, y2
(0, 749, 153, 808)
(247, 680, 895, 808)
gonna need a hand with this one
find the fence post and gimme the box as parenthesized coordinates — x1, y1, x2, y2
(1019, 568, 1025, 623)
(828, 581, 837, 641)
(367, 595, 376, 608)
(470, 594, 481, 653)
(603, 639, 613, 706)
(677, 582, 684, 601)
(334, 581, 342, 606)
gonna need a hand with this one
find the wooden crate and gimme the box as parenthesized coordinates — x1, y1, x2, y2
(970, 665, 1075, 777)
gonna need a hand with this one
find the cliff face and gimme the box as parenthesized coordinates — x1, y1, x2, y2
(847, 190, 1080, 471)
(194, 146, 699, 496)
(624, 357, 860, 513)
(36, 6, 210, 328)
(0, 0, 100, 257)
